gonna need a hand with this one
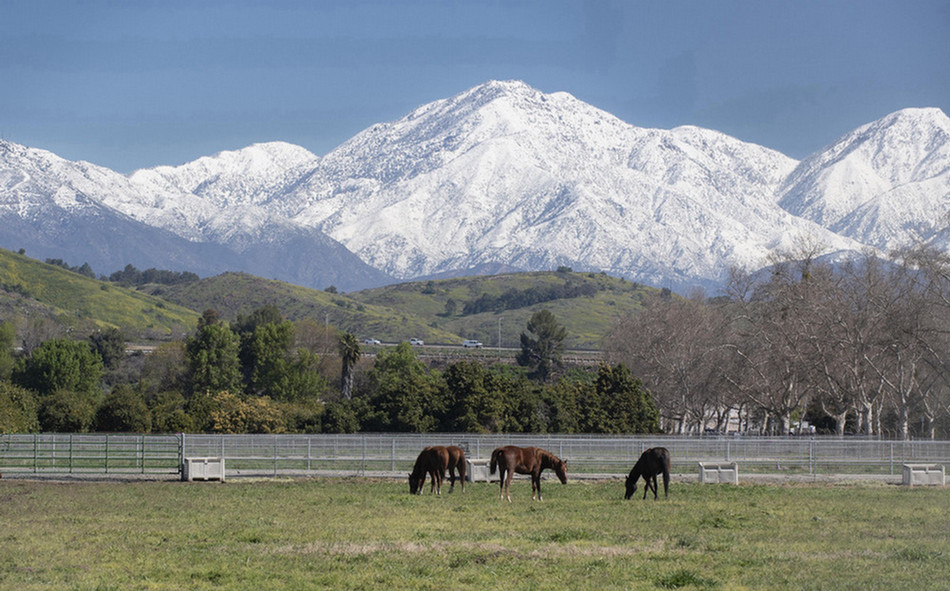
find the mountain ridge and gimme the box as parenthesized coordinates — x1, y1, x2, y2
(2, 80, 948, 293)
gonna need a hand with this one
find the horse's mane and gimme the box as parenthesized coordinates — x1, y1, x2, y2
(537, 448, 562, 468)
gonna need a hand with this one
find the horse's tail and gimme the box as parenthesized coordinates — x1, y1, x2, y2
(490, 448, 501, 475)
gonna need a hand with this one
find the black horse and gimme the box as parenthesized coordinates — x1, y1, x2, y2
(625, 447, 671, 500)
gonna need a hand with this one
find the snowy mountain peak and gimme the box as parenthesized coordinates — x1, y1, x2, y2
(778, 107, 950, 250)
(3, 81, 948, 294)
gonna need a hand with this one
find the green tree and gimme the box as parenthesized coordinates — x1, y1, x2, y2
(0, 382, 39, 433)
(96, 384, 150, 432)
(441, 361, 505, 432)
(88, 328, 126, 371)
(38, 389, 98, 432)
(517, 309, 567, 382)
(186, 322, 243, 396)
(12, 338, 104, 398)
(365, 342, 444, 432)
(148, 391, 194, 433)
(338, 332, 361, 400)
(0, 321, 15, 380)
(595, 363, 660, 433)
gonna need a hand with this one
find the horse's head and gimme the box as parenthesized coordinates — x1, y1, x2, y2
(408, 473, 420, 494)
(554, 458, 568, 484)
(624, 473, 638, 500)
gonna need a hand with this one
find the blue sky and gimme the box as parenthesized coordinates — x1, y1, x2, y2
(3, 0, 948, 173)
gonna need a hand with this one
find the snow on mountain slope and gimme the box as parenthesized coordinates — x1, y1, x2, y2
(115, 142, 320, 243)
(778, 108, 950, 251)
(0, 139, 391, 290)
(2, 80, 946, 293)
(283, 80, 857, 288)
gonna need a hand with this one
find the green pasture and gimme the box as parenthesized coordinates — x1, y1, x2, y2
(1, 477, 947, 590)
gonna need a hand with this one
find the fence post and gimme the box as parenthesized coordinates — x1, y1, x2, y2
(33, 433, 37, 473)
(361, 436, 366, 476)
(890, 441, 894, 475)
(809, 439, 814, 475)
(308, 437, 312, 473)
(274, 435, 278, 477)
(391, 438, 395, 472)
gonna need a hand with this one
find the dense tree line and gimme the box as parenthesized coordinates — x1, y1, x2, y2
(605, 246, 950, 439)
(461, 282, 598, 315)
(108, 264, 199, 286)
(0, 307, 659, 435)
(42, 259, 199, 285)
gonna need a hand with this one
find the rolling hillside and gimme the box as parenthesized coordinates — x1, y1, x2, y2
(0, 248, 199, 339)
(145, 269, 653, 349)
(2, 247, 652, 349)
(349, 270, 654, 349)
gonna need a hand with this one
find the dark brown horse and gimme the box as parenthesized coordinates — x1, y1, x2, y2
(408, 445, 467, 494)
(490, 445, 567, 502)
(409, 446, 447, 495)
(625, 447, 671, 500)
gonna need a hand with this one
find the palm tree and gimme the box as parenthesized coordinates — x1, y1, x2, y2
(338, 332, 361, 399)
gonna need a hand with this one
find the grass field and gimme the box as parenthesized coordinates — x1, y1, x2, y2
(1, 477, 948, 590)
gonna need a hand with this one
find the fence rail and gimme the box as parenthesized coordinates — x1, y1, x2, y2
(1, 433, 948, 478)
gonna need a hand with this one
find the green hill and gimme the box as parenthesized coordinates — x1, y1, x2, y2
(0, 248, 199, 339)
(145, 270, 652, 349)
(349, 271, 654, 349)
(1, 246, 652, 350)
(138, 272, 464, 344)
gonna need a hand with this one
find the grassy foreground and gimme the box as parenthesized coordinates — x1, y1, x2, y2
(1, 477, 948, 590)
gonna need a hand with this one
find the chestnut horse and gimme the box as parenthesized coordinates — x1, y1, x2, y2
(490, 445, 567, 502)
(624, 447, 671, 500)
(444, 445, 467, 493)
(408, 445, 467, 494)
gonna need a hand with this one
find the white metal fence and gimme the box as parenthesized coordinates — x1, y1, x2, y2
(2, 433, 948, 478)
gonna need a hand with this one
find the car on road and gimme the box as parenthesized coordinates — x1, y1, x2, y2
(362, 338, 381, 345)
(409, 338, 424, 346)
(462, 339, 483, 348)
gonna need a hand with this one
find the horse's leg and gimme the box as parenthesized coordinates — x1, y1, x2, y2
(662, 470, 670, 499)
(504, 469, 513, 502)
(650, 474, 659, 500)
(533, 471, 542, 501)
(448, 464, 456, 493)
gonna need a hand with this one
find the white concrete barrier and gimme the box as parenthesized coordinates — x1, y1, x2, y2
(902, 464, 945, 486)
(466, 458, 491, 482)
(698, 462, 739, 484)
(182, 457, 226, 482)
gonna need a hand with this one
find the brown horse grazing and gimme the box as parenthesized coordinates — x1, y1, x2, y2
(490, 445, 567, 502)
(408, 446, 448, 495)
(625, 447, 671, 500)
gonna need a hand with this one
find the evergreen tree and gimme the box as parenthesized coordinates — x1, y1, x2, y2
(517, 309, 567, 382)
(89, 327, 126, 371)
(185, 322, 242, 396)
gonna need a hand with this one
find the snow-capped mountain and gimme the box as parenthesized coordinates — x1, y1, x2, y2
(778, 107, 950, 253)
(0, 140, 391, 290)
(2, 80, 948, 293)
